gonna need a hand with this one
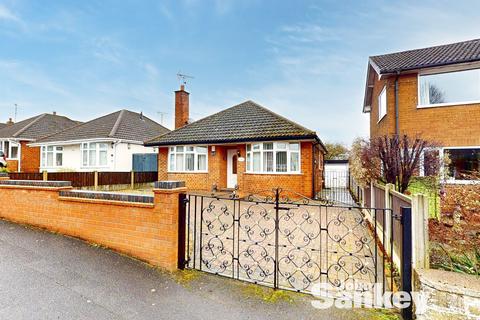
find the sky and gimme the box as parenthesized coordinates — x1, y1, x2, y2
(1, 0, 480, 145)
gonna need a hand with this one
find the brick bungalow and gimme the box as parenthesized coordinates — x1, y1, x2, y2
(145, 85, 326, 197)
(0, 113, 79, 172)
(363, 38, 480, 183)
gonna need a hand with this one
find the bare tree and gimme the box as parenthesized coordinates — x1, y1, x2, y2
(353, 135, 439, 193)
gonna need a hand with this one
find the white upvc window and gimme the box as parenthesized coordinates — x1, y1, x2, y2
(418, 68, 480, 107)
(81, 142, 109, 167)
(41, 146, 63, 167)
(0, 140, 19, 160)
(168, 145, 208, 173)
(378, 86, 387, 122)
(246, 142, 301, 174)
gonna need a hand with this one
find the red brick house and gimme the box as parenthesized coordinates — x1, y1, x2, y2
(0, 113, 79, 172)
(146, 86, 326, 197)
(363, 39, 480, 182)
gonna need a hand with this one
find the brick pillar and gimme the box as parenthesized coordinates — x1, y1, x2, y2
(153, 181, 187, 271)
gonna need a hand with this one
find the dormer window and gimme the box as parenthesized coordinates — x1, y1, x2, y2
(378, 86, 387, 122)
(419, 69, 480, 107)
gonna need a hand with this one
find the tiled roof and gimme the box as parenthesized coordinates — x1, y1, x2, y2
(0, 114, 79, 140)
(370, 38, 480, 74)
(0, 123, 5, 130)
(36, 110, 170, 143)
(145, 100, 320, 146)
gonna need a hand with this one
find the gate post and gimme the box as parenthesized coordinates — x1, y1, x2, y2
(401, 207, 413, 320)
(177, 192, 187, 270)
(153, 180, 187, 271)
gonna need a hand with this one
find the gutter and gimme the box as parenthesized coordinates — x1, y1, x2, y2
(395, 71, 400, 136)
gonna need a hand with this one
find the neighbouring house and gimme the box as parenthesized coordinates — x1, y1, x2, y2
(145, 85, 326, 197)
(0, 113, 79, 172)
(30, 110, 169, 172)
(363, 38, 480, 183)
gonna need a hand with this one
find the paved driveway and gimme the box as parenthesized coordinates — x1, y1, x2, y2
(0, 219, 398, 320)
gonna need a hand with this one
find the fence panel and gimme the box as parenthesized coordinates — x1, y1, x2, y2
(48, 172, 95, 188)
(134, 171, 158, 184)
(98, 172, 131, 186)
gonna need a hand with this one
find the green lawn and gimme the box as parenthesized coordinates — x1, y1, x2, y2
(408, 177, 441, 219)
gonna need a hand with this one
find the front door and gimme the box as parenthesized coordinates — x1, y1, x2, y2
(227, 149, 238, 189)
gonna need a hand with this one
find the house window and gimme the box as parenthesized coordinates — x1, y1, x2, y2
(419, 69, 480, 107)
(168, 145, 208, 172)
(246, 142, 301, 174)
(81, 142, 109, 167)
(41, 146, 63, 167)
(0, 141, 19, 159)
(378, 86, 387, 121)
(445, 148, 480, 180)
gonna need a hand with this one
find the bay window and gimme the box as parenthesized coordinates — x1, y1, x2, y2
(419, 69, 480, 107)
(168, 145, 208, 172)
(81, 142, 109, 167)
(41, 146, 63, 167)
(246, 142, 301, 174)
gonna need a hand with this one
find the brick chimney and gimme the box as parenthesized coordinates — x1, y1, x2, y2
(175, 85, 190, 129)
(6, 118, 14, 126)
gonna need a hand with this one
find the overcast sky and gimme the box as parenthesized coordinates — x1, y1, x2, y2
(1, 0, 480, 144)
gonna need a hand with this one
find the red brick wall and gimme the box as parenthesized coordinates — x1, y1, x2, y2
(370, 72, 480, 147)
(20, 141, 40, 172)
(0, 185, 184, 271)
(158, 142, 323, 198)
(6, 160, 18, 172)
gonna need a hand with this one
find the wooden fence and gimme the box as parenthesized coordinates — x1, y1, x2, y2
(8, 171, 158, 189)
(348, 177, 430, 271)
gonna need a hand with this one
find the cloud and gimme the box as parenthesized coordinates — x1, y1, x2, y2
(91, 37, 123, 64)
(0, 60, 70, 96)
(0, 4, 21, 23)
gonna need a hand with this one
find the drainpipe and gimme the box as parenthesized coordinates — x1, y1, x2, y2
(312, 142, 322, 198)
(395, 71, 400, 136)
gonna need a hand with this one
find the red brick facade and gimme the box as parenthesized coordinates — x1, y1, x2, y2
(5, 141, 40, 172)
(369, 72, 480, 147)
(158, 141, 324, 198)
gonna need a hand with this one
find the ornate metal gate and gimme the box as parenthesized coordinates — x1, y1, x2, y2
(182, 188, 402, 296)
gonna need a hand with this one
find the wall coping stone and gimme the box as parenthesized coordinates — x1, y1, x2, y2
(0, 180, 71, 187)
(416, 268, 480, 298)
(155, 181, 185, 189)
(58, 190, 154, 204)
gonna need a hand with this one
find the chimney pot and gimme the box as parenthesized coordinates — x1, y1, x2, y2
(53, 111, 57, 115)
(175, 85, 190, 129)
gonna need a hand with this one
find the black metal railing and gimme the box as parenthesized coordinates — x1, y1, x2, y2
(181, 188, 410, 301)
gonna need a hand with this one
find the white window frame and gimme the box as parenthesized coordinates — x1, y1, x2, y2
(0, 140, 20, 160)
(378, 86, 387, 122)
(167, 145, 208, 173)
(81, 142, 110, 168)
(417, 69, 480, 109)
(41, 145, 64, 168)
(441, 146, 480, 184)
(245, 141, 301, 174)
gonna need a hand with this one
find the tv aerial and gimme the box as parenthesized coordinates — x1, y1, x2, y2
(177, 72, 194, 85)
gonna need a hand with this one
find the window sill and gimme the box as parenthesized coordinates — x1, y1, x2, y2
(167, 171, 209, 174)
(445, 179, 480, 185)
(244, 172, 303, 175)
(417, 100, 480, 109)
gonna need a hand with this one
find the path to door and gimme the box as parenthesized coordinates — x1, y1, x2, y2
(0, 219, 398, 320)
